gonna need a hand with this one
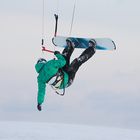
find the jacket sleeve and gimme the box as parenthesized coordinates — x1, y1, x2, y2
(54, 54, 66, 68)
(37, 80, 46, 105)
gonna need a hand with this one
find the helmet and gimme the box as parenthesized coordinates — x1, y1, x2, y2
(37, 58, 47, 64)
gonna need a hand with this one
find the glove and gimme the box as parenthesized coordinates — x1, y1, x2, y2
(37, 104, 42, 111)
(54, 51, 60, 55)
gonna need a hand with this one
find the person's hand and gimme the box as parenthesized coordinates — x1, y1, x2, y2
(54, 51, 60, 55)
(37, 104, 42, 111)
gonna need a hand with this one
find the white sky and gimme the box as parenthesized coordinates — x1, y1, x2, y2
(0, 0, 140, 130)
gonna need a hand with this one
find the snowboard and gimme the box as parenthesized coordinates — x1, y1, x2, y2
(52, 36, 116, 50)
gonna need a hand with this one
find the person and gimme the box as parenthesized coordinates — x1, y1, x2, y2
(35, 52, 68, 111)
(35, 39, 96, 111)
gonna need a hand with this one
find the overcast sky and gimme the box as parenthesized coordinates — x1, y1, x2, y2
(0, 0, 140, 130)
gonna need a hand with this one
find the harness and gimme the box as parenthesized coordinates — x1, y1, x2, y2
(50, 69, 66, 96)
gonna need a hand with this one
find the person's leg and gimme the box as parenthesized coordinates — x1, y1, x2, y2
(67, 39, 96, 86)
(62, 39, 75, 70)
(77, 39, 96, 66)
(62, 39, 75, 60)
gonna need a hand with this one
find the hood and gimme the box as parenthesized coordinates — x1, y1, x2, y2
(35, 62, 45, 73)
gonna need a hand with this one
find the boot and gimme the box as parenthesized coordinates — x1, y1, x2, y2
(62, 38, 75, 71)
(77, 39, 96, 65)
(62, 38, 75, 57)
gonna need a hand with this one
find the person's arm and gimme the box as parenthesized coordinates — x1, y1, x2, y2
(37, 80, 46, 111)
(54, 52, 66, 68)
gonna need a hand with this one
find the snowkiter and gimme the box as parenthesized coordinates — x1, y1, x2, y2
(35, 39, 96, 111)
(35, 52, 68, 111)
